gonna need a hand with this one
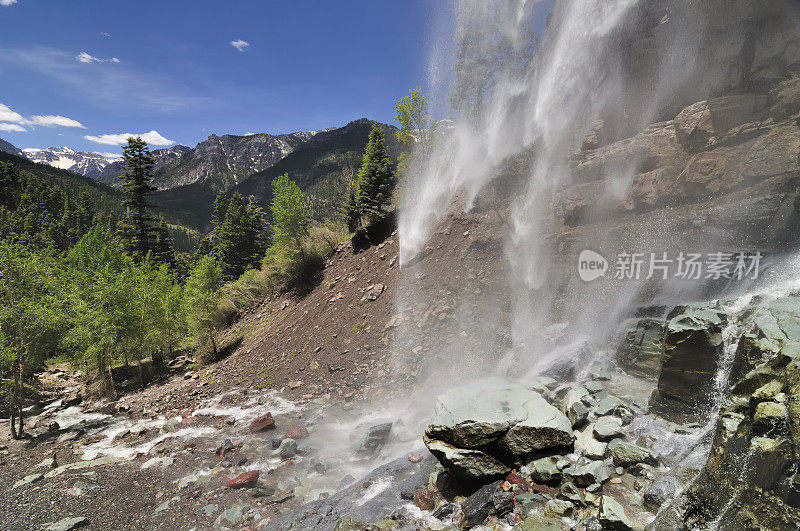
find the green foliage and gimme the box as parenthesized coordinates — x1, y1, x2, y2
(183, 254, 224, 357)
(0, 240, 63, 437)
(394, 88, 437, 175)
(214, 193, 269, 280)
(270, 173, 310, 248)
(212, 190, 228, 226)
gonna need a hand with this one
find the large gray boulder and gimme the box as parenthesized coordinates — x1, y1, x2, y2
(424, 379, 574, 478)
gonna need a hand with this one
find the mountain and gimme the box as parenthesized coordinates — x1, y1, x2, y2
(98, 131, 320, 191)
(0, 138, 22, 157)
(22, 147, 121, 180)
(235, 119, 403, 221)
(153, 119, 403, 230)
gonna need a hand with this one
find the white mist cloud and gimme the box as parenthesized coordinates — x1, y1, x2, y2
(0, 123, 26, 132)
(230, 39, 250, 52)
(83, 130, 174, 146)
(0, 103, 85, 130)
(28, 115, 85, 128)
(77, 51, 121, 64)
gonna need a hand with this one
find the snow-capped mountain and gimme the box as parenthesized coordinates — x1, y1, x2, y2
(0, 138, 23, 157)
(22, 147, 122, 180)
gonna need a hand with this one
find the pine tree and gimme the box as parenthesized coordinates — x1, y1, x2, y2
(356, 124, 394, 226)
(342, 180, 361, 233)
(153, 217, 176, 267)
(212, 190, 228, 226)
(244, 195, 268, 269)
(119, 137, 157, 259)
(215, 192, 250, 280)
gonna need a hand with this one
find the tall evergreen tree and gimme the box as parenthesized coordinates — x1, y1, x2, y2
(153, 217, 176, 267)
(215, 192, 250, 280)
(342, 180, 361, 233)
(212, 190, 228, 226)
(118, 137, 157, 259)
(355, 124, 394, 226)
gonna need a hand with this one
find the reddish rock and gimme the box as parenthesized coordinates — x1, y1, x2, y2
(249, 412, 275, 433)
(407, 452, 423, 463)
(413, 487, 436, 511)
(225, 470, 259, 489)
(506, 471, 531, 491)
(285, 425, 310, 440)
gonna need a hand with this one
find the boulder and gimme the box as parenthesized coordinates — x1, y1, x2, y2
(644, 476, 679, 510)
(523, 457, 561, 484)
(249, 412, 275, 433)
(424, 438, 510, 479)
(424, 380, 573, 478)
(544, 499, 574, 517)
(575, 425, 608, 459)
(460, 480, 502, 528)
(45, 517, 89, 531)
(285, 425, 310, 440)
(599, 496, 633, 530)
(413, 487, 436, 511)
(566, 460, 611, 487)
(608, 439, 659, 467)
(225, 470, 259, 489)
(650, 305, 726, 422)
(277, 438, 298, 459)
(593, 416, 624, 441)
(357, 423, 392, 455)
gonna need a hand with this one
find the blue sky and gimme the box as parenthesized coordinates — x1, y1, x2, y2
(0, 0, 454, 154)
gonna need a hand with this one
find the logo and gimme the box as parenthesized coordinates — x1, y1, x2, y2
(578, 250, 608, 281)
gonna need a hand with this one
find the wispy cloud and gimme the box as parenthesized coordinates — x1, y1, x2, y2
(100, 32, 111, 38)
(83, 130, 174, 146)
(77, 51, 120, 64)
(230, 39, 250, 52)
(0, 123, 26, 132)
(0, 0, 18, 7)
(0, 46, 206, 111)
(0, 102, 85, 131)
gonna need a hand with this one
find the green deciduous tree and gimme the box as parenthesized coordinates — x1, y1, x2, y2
(183, 254, 224, 357)
(270, 173, 310, 249)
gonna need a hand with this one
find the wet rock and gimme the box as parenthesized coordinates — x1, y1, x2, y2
(599, 495, 633, 530)
(285, 425, 310, 440)
(432, 502, 456, 520)
(608, 439, 659, 467)
(277, 438, 298, 459)
(575, 424, 608, 459)
(595, 395, 623, 416)
(407, 452, 423, 463)
(160, 418, 180, 433)
(425, 439, 510, 478)
(567, 401, 590, 427)
(585, 380, 605, 394)
(566, 460, 611, 487)
(644, 476, 678, 510)
(249, 412, 275, 433)
(544, 498, 574, 517)
(505, 470, 530, 491)
(425, 380, 573, 478)
(559, 481, 586, 506)
(45, 517, 89, 531)
(357, 422, 392, 455)
(515, 514, 562, 530)
(593, 416, 624, 441)
(523, 456, 561, 484)
(650, 305, 726, 422)
(413, 487, 436, 511)
(753, 401, 788, 436)
(492, 489, 514, 516)
(461, 480, 502, 528)
(226, 470, 259, 489)
(616, 319, 665, 382)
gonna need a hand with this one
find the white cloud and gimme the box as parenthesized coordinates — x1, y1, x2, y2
(0, 104, 25, 123)
(0, 103, 84, 130)
(100, 32, 111, 38)
(28, 115, 85, 128)
(83, 130, 174, 146)
(230, 39, 250, 52)
(94, 152, 122, 159)
(0, 123, 26, 132)
(0, 0, 18, 6)
(77, 51, 121, 64)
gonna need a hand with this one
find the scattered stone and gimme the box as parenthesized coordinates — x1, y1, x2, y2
(225, 470, 259, 489)
(425, 439, 511, 478)
(492, 489, 515, 515)
(461, 480, 502, 528)
(413, 487, 436, 511)
(516, 514, 562, 530)
(505, 471, 530, 491)
(200, 504, 218, 517)
(214, 507, 243, 529)
(593, 416, 624, 441)
(407, 452, 423, 463)
(599, 495, 633, 530)
(154, 500, 170, 514)
(13, 472, 44, 489)
(45, 517, 89, 531)
(567, 460, 611, 487)
(544, 498, 574, 517)
(575, 424, 608, 459)
(432, 503, 456, 520)
(357, 423, 392, 455)
(277, 438, 298, 459)
(160, 418, 180, 433)
(585, 380, 605, 393)
(524, 457, 561, 484)
(285, 425, 310, 440)
(249, 412, 275, 433)
(289, 380, 304, 389)
(37, 457, 57, 469)
(608, 439, 659, 467)
(595, 396, 623, 416)
(567, 401, 590, 427)
(644, 476, 679, 510)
